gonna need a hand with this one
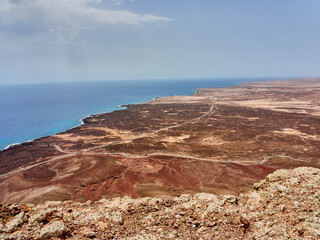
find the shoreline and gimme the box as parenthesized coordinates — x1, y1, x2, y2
(0, 78, 276, 152)
(2, 108, 128, 151)
(1, 88, 200, 152)
(1, 77, 320, 204)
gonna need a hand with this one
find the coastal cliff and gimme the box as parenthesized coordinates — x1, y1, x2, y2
(0, 167, 319, 239)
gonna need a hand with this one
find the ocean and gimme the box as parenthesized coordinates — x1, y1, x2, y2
(0, 78, 270, 150)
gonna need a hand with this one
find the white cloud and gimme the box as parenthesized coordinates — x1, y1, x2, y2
(110, 0, 134, 6)
(111, 0, 125, 6)
(0, 0, 173, 41)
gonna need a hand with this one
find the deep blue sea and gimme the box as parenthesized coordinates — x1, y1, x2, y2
(0, 78, 270, 150)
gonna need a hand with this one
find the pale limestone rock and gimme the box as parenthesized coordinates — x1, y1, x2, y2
(39, 221, 69, 240)
(6, 212, 25, 233)
(0, 220, 5, 233)
(253, 180, 265, 190)
(83, 212, 102, 222)
(266, 169, 289, 182)
(84, 231, 96, 238)
(246, 191, 263, 206)
(194, 193, 218, 202)
(221, 195, 238, 204)
(181, 200, 197, 209)
(173, 194, 192, 203)
(2, 232, 27, 240)
(29, 209, 53, 224)
(148, 198, 164, 206)
(111, 211, 124, 225)
(201, 201, 219, 219)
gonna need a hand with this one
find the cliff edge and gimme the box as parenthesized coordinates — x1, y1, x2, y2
(0, 167, 319, 239)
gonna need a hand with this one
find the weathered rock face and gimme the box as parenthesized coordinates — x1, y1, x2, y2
(0, 167, 319, 239)
(39, 221, 69, 239)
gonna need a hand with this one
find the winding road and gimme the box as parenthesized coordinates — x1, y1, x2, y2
(0, 97, 216, 178)
(0, 96, 316, 179)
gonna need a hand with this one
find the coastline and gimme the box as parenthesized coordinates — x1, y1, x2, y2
(2, 98, 150, 151)
(1, 77, 320, 204)
(0, 77, 280, 151)
(1, 86, 202, 151)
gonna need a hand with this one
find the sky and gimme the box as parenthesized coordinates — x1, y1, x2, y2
(0, 0, 320, 84)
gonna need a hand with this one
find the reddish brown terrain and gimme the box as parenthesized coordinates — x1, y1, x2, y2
(1, 167, 319, 239)
(0, 78, 320, 204)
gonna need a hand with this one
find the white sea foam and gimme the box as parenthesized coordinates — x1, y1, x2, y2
(3, 139, 35, 150)
(79, 115, 92, 125)
(4, 143, 21, 150)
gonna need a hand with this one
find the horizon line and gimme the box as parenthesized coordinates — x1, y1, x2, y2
(0, 75, 316, 86)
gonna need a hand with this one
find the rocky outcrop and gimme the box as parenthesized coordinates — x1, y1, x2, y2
(0, 167, 319, 239)
(39, 221, 69, 239)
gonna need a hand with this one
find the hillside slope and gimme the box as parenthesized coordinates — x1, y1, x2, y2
(0, 167, 319, 239)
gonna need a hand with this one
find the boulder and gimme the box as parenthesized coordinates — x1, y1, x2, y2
(5, 212, 26, 233)
(39, 221, 69, 239)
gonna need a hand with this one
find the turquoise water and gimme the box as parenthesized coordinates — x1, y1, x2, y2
(0, 78, 271, 150)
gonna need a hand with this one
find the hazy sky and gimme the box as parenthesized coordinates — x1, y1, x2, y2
(1, 0, 320, 84)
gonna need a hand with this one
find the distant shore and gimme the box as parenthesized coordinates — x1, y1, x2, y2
(1, 79, 249, 151)
(1, 78, 320, 204)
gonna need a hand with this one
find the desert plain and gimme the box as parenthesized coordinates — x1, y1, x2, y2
(0, 78, 320, 204)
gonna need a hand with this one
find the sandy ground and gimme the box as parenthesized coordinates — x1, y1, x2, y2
(0, 78, 320, 204)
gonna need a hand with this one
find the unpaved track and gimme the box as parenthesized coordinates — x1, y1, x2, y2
(0, 98, 216, 178)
